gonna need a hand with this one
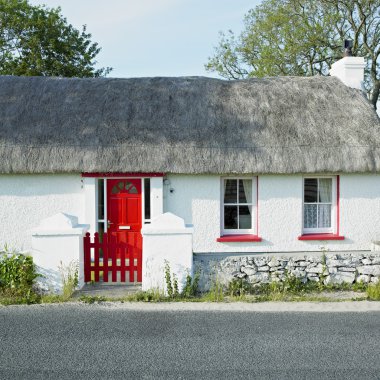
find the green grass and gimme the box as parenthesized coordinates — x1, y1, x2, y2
(367, 281, 380, 300)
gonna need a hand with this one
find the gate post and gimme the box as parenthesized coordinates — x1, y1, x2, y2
(141, 213, 193, 293)
(30, 213, 89, 292)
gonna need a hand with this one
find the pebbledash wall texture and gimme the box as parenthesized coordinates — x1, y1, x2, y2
(0, 174, 84, 250)
(165, 174, 380, 253)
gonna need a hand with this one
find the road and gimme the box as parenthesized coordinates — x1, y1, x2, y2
(0, 303, 379, 379)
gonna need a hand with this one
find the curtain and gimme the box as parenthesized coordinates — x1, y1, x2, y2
(319, 178, 332, 203)
(318, 204, 331, 228)
(242, 179, 252, 204)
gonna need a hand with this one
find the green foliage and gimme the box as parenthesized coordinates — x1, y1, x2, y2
(79, 295, 107, 304)
(164, 261, 200, 299)
(127, 289, 167, 302)
(202, 275, 224, 302)
(367, 281, 380, 300)
(0, 249, 40, 304)
(206, 0, 380, 108)
(182, 271, 200, 298)
(164, 261, 180, 298)
(228, 277, 251, 297)
(0, 0, 111, 77)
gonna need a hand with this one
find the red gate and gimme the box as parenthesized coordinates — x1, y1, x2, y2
(83, 232, 142, 283)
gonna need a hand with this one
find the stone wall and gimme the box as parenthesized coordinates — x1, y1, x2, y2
(194, 252, 380, 291)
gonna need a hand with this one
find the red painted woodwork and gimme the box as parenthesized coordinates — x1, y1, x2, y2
(83, 177, 144, 283)
(107, 178, 142, 281)
(337, 175, 340, 237)
(217, 234, 262, 242)
(81, 172, 164, 178)
(298, 234, 345, 241)
(83, 232, 143, 283)
(256, 177, 259, 238)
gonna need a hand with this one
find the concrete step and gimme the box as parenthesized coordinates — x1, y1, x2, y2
(74, 283, 142, 299)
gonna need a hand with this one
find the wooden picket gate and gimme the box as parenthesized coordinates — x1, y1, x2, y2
(83, 232, 142, 283)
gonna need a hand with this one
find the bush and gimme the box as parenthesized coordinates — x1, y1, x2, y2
(0, 250, 40, 304)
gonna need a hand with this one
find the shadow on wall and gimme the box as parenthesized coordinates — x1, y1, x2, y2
(0, 174, 83, 197)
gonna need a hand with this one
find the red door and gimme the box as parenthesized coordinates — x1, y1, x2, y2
(107, 178, 142, 282)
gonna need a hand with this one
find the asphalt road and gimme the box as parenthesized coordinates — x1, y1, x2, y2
(0, 303, 379, 380)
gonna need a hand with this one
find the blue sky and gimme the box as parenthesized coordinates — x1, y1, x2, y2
(30, 0, 261, 78)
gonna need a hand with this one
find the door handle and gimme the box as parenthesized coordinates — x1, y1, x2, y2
(107, 220, 113, 229)
(119, 226, 131, 230)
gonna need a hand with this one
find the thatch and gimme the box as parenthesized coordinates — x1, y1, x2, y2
(0, 75, 379, 174)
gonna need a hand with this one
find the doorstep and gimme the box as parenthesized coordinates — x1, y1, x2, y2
(74, 283, 142, 299)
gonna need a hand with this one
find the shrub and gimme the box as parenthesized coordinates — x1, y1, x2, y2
(0, 249, 40, 304)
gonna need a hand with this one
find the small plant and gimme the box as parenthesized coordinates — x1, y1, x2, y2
(367, 280, 380, 300)
(282, 271, 308, 294)
(228, 278, 251, 298)
(164, 260, 180, 298)
(129, 289, 166, 302)
(79, 295, 107, 304)
(182, 271, 200, 298)
(58, 260, 79, 301)
(202, 275, 224, 302)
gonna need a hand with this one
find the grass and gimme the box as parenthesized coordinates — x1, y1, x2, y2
(367, 281, 380, 300)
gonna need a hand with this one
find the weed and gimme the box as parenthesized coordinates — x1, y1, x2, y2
(79, 295, 107, 304)
(228, 277, 251, 297)
(182, 270, 200, 298)
(127, 289, 166, 302)
(164, 260, 174, 298)
(202, 275, 224, 302)
(367, 280, 380, 300)
(58, 261, 78, 301)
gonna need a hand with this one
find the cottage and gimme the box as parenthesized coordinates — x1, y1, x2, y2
(1, 55, 380, 291)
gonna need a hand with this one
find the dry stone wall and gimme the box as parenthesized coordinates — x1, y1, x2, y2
(194, 252, 380, 291)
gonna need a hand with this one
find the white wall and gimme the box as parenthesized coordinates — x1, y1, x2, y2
(0, 174, 85, 251)
(2, 172, 380, 255)
(165, 174, 380, 253)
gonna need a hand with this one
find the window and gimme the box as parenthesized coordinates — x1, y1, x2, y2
(222, 178, 255, 234)
(143, 178, 151, 223)
(303, 177, 335, 233)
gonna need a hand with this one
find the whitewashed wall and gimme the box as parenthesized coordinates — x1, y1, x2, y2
(165, 174, 380, 253)
(0, 174, 85, 251)
(2, 173, 380, 255)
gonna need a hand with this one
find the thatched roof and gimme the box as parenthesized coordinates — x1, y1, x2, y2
(0, 75, 379, 174)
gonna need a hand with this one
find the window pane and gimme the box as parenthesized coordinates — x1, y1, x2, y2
(239, 205, 252, 229)
(304, 204, 317, 228)
(144, 178, 151, 220)
(319, 178, 332, 203)
(224, 206, 238, 229)
(239, 179, 252, 203)
(224, 179, 237, 203)
(318, 204, 331, 228)
(98, 179, 104, 220)
(304, 179, 318, 202)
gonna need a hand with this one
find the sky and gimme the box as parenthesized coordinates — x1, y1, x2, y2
(29, 0, 262, 78)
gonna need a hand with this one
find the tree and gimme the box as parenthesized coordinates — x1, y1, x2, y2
(0, 0, 111, 77)
(206, 0, 380, 109)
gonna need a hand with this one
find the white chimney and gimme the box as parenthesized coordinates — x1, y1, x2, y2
(329, 56, 365, 90)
